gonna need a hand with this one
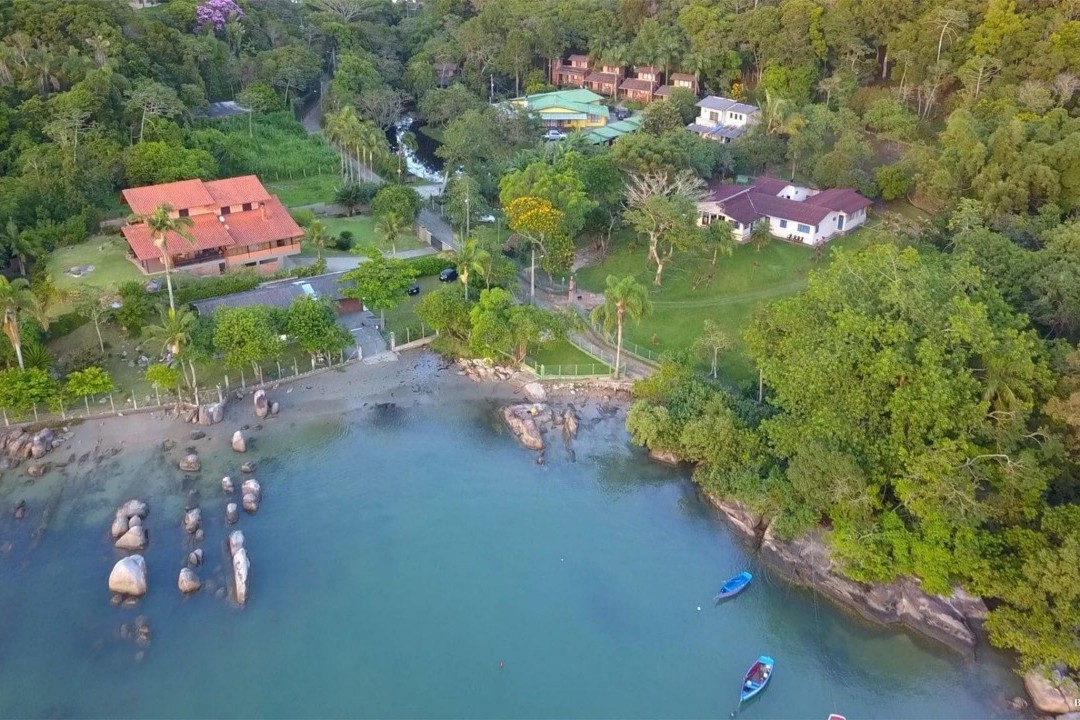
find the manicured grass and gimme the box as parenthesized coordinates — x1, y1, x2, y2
(528, 338, 611, 377)
(47, 236, 143, 313)
(266, 174, 342, 208)
(575, 233, 873, 387)
(318, 216, 427, 256)
(381, 275, 446, 341)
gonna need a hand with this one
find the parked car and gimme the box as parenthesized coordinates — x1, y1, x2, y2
(613, 107, 631, 121)
(542, 129, 567, 141)
(407, 282, 420, 296)
(438, 268, 459, 282)
(477, 214, 496, 224)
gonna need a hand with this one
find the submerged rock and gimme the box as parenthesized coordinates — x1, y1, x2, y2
(225, 502, 239, 524)
(221, 476, 235, 494)
(178, 453, 201, 472)
(240, 461, 255, 474)
(108, 555, 148, 597)
(562, 408, 579, 439)
(187, 548, 203, 568)
(183, 507, 201, 534)
(26, 462, 47, 477)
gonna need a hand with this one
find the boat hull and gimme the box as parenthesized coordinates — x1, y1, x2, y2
(740, 656, 774, 703)
(715, 571, 753, 601)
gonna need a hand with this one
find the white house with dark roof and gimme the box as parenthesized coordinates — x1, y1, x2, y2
(697, 177, 873, 246)
(688, 96, 760, 142)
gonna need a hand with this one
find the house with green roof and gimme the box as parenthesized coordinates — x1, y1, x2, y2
(583, 115, 643, 145)
(508, 89, 610, 131)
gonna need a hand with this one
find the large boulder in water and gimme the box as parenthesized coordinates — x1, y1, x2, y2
(253, 389, 268, 419)
(232, 548, 250, 606)
(228, 530, 245, 556)
(1024, 669, 1079, 715)
(225, 502, 239, 524)
(108, 555, 148, 597)
(178, 567, 202, 594)
(120, 499, 148, 519)
(231, 430, 246, 453)
(183, 507, 201, 534)
(115, 525, 148, 551)
(501, 404, 545, 451)
(110, 510, 129, 539)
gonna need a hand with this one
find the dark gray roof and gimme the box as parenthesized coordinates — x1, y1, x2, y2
(191, 271, 353, 315)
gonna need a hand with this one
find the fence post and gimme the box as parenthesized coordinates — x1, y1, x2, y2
(540, 364, 545, 378)
(224, 374, 230, 390)
(109, 394, 116, 413)
(155, 387, 161, 406)
(341, 349, 345, 364)
(132, 391, 138, 410)
(294, 359, 299, 376)
(390, 331, 396, 351)
(217, 385, 223, 403)
(33, 404, 38, 422)
(241, 369, 245, 388)
(277, 361, 282, 379)
(2, 408, 7, 426)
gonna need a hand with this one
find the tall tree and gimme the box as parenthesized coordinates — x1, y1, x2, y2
(126, 204, 196, 313)
(2, 219, 41, 277)
(693, 320, 733, 379)
(0, 277, 46, 371)
(623, 171, 707, 285)
(591, 275, 652, 378)
(456, 237, 490, 300)
(306, 219, 332, 261)
(142, 305, 198, 386)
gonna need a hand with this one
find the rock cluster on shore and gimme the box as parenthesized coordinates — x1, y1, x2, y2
(0, 426, 73, 471)
(457, 358, 519, 382)
(111, 499, 149, 551)
(1024, 668, 1080, 717)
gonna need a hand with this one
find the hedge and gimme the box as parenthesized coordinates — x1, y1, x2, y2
(408, 255, 454, 277)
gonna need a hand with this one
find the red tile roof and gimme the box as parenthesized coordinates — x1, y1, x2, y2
(122, 213, 235, 261)
(122, 179, 215, 216)
(204, 175, 271, 208)
(586, 71, 620, 85)
(670, 73, 697, 83)
(704, 178, 871, 227)
(810, 188, 874, 214)
(224, 197, 304, 246)
(120, 176, 303, 262)
(619, 78, 658, 92)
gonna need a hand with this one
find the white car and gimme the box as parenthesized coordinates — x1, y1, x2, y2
(543, 129, 567, 141)
(477, 214, 496, 224)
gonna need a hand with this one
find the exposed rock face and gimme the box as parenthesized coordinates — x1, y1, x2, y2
(178, 453, 201, 472)
(757, 525, 977, 656)
(457, 358, 517, 382)
(1024, 670, 1080, 715)
(501, 404, 548, 451)
(225, 502, 239, 524)
(709, 497, 765, 539)
(648, 448, 681, 466)
(523, 382, 547, 403)
(115, 525, 148, 551)
(183, 508, 201, 534)
(231, 431, 246, 453)
(253, 389, 268, 419)
(0, 427, 67, 463)
(108, 555, 148, 597)
(178, 567, 202, 593)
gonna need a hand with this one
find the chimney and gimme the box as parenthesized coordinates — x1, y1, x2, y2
(260, 201, 266, 220)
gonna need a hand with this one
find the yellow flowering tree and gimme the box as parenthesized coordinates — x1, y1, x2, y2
(505, 196, 574, 298)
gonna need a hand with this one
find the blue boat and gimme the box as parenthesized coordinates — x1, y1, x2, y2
(739, 656, 774, 704)
(715, 571, 753, 601)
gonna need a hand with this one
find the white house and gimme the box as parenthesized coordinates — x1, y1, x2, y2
(697, 177, 872, 246)
(687, 96, 760, 142)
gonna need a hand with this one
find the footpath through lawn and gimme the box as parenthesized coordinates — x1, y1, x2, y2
(574, 233, 870, 387)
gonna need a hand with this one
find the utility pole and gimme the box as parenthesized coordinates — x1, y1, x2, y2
(465, 195, 470, 241)
(490, 74, 495, 103)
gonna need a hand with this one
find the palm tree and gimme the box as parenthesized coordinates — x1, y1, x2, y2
(750, 220, 772, 252)
(590, 275, 652, 379)
(142, 305, 197, 386)
(2, 218, 41, 276)
(126, 204, 195, 312)
(456, 237, 490, 300)
(306, 219, 331, 261)
(376, 211, 404, 255)
(705, 221, 736, 267)
(0, 276, 47, 371)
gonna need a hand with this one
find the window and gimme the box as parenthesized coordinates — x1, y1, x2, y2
(220, 206, 231, 216)
(779, 219, 788, 229)
(709, 111, 719, 123)
(242, 203, 253, 211)
(728, 219, 740, 230)
(178, 209, 189, 218)
(797, 223, 811, 234)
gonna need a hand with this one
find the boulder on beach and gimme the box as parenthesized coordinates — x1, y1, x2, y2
(254, 389, 268, 419)
(231, 430, 246, 453)
(108, 555, 148, 597)
(197, 401, 225, 426)
(115, 525, 148, 551)
(1024, 670, 1079, 715)
(229, 530, 245, 556)
(178, 567, 202, 593)
(270, 401, 280, 416)
(232, 547, 250, 606)
(183, 507, 201, 534)
(178, 453, 201, 472)
(523, 382, 547, 403)
(221, 476, 234, 494)
(225, 502, 239, 524)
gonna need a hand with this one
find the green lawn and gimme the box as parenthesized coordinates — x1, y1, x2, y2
(381, 275, 447, 341)
(317, 216, 427, 256)
(266, 174, 342, 208)
(47, 236, 143, 314)
(529, 338, 611, 377)
(575, 233, 872, 387)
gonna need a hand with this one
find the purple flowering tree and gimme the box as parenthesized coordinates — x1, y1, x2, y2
(195, 0, 244, 32)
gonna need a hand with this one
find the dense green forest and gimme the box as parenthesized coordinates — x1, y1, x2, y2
(0, 0, 1079, 679)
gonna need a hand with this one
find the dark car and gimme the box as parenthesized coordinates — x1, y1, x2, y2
(438, 268, 458, 282)
(407, 282, 420, 296)
(614, 107, 631, 121)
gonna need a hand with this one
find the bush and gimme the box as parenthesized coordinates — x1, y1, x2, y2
(335, 231, 354, 251)
(290, 209, 316, 228)
(43, 311, 89, 342)
(371, 184, 422, 223)
(116, 281, 154, 336)
(408, 255, 453, 277)
(174, 272, 262, 304)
